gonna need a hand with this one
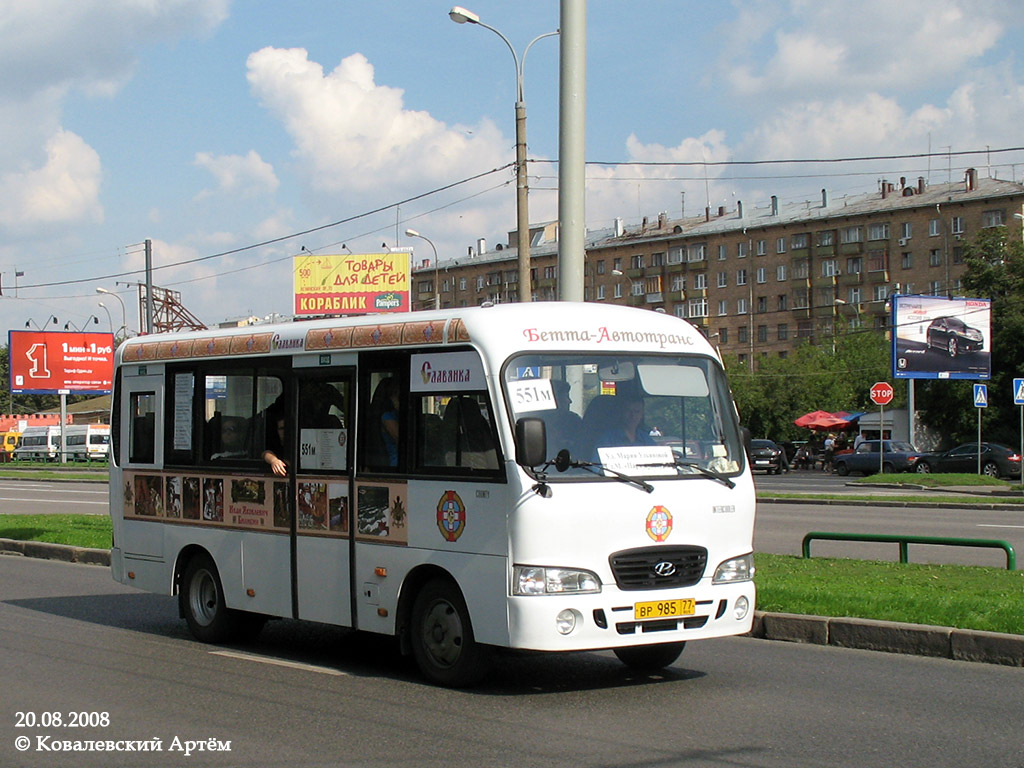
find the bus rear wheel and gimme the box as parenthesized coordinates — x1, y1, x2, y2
(613, 642, 686, 671)
(410, 579, 489, 687)
(181, 553, 263, 643)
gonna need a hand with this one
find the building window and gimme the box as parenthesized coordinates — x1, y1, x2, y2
(901, 252, 912, 269)
(846, 256, 863, 274)
(757, 325, 768, 342)
(952, 246, 965, 264)
(791, 233, 809, 249)
(596, 260, 606, 275)
(736, 269, 747, 286)
(929, 249, 942, 267)
(717, 271, 728, 288)
(688, 298, 708, 317)
(929, 219, 942, 236)
(777, 264, 788, 281)
(631, 254, 645, 269)
(817, 231, 834, 247)
(459, 277, 467, 291)
(717, 299, 728, 316)
(737, 326, 748, 344)
(757, 296, 767, 313)
(718, 244, 727, 260)
(776, 237, 787, 254)
(756, 239, 767, 256)
(982, 210, 1005, 228)
(596, 285, 605, 300)
(867, 250, 888, 272)
(792, 259, 809, 279)
(687, 244, 707, 262)
(901, 222, 912, 240)
(822, 260, 838, 277)
(651, 252, 665, 267)
(793, 290, 809, 309)
(718, 328, 728, 344)
(671, 274, 686, 292)
(874, 285, 890, 302)
(668, 247, 683, 264)
(778, 324, 788, 340)
(849, 287, 862, 304)
(694, 272, 707, 290)
(868, 223, 890, 240)
(777, 294, 788, 311)
(476, 276, 484, 291)
(840, 226, 862, 244)
(929, 280, 942, 295)
(951, 216, 965, 235)
(756, 267, 767, 284)
(674, 304, 686, 319)
(613, 257, 622, 271)
(737, 242, 747, 258)
(614, 283, 623, 299)
(632, 282, 644, 297)
(737, 297, 748, 314)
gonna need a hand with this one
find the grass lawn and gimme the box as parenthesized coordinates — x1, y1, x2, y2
(0, 515, 112, 550)
(756, 553, 1024, 636)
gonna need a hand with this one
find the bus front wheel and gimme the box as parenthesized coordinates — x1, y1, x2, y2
(410, 579, 489, 687)
(613, 642, 686, 671)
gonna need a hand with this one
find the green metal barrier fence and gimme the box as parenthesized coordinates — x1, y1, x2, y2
(801, 531, 1017, 571)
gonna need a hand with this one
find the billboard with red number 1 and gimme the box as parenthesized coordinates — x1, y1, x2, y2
(8, 330, 115, 395)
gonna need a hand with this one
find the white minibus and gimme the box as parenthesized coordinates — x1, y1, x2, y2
(13, 425, 61, 461)
(109, 302, 755, 685)
(65, 424, 111, 461)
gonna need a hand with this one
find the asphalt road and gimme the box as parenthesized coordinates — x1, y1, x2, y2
(0, 480, 108, 516)
(2, 556, 1022, 768)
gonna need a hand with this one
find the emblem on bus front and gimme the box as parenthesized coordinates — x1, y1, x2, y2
(646, 506, 673, 542)
(437, 490, 466, 542)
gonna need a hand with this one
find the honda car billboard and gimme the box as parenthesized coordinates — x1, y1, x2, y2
(891, 295, 991, 380)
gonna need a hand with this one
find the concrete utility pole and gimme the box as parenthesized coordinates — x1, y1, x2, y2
(144, 239, 155, 334)
(557, 0, 586, 302)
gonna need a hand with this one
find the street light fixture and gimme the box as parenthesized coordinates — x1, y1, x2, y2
(405, 229, 440, 309)
(96, 287, 128, 337)
(97, 302, 114, 335)
(449, 6, 558, 303)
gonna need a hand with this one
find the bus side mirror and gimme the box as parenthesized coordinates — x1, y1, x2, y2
(740, 426, 752, 454)
(515, 418, 547, 468)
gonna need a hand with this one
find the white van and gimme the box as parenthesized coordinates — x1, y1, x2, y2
(13, 425, 61, 461)
(65, 424, 111, 461)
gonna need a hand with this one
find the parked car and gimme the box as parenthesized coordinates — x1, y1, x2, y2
(749, 439, 785, 474)
(926, 315, 984, 358)
(915, 442, 1022, 479)
(832, 440, 924, 476)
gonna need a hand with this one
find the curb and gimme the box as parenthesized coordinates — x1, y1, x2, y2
(750, 611, 1024, 667)
(757, 496, 1024, 512)
(3, 538, 1021, 668)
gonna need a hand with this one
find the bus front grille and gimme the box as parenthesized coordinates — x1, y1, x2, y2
(609, 545, 708, 590)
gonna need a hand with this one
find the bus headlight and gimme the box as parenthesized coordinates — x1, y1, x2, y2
(513, 566, 602, 595)
(713, 554, 754, 584)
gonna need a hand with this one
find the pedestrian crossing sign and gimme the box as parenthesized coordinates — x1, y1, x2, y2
(974, 383, 988, 408)
(1015, 378, 1024, 406)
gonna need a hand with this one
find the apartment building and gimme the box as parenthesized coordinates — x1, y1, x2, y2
(412, 170, 1024, 363)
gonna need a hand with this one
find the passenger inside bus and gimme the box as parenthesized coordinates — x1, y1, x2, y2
(543, 379, 583, 456)
(366, 377, 400, 467)
(443, 395, 498, 469)
(210, 415, 250, 459)
(261, 404, 288, 476)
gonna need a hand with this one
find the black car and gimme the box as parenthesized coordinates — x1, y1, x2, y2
(915, 442, 1022, 479)
(925, 316, 984, 358)
(749, 439, 785, 474)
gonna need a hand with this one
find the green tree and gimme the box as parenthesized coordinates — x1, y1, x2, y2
(725, 329, 891, 441)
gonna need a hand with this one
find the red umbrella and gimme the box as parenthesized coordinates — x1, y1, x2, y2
(793, 410, 850, 430)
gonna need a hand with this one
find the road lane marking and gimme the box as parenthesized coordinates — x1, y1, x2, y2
(210, 650, 349, 676)
(977, 524, 1024, 530)
(0, 496, 107, 505)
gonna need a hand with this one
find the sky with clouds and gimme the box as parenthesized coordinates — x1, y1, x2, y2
(1, 0, 1022, 335)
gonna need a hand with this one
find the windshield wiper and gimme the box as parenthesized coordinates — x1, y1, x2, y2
(638, 458, 736, 489)
(550, 449, 653, 493)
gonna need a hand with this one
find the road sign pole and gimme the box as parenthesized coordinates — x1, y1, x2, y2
(977, 407, 982, 475)
(879, 404, 884, 474)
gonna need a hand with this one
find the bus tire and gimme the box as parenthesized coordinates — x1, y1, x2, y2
(181, 553, 241, 644)
(613, 642, 685, 671)
(410, 578, 489, 687)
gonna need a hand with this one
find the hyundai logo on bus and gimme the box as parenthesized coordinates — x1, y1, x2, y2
(653, 561, 677, 577)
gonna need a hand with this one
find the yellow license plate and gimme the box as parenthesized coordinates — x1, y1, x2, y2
(634, 598, 696, 620)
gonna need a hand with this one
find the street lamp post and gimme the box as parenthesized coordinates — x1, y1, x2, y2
(449, 6, 558, 303)
(405, 229, 440, 309)
(96, 287, 128, 337)
(97, 302, 114, 335)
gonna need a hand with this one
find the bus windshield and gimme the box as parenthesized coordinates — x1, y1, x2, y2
(505, 353, 744, 480)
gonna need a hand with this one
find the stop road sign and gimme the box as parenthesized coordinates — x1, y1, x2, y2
(870, 381, 894, 406)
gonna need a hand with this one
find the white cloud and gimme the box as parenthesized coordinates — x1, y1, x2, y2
(245, 48, 509, 198)
(0, 129, 103, 232)
(723, 0, 1005, 97)
(194, 150, 279, 199)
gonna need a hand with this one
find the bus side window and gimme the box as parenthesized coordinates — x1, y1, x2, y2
(129, 392, 157, 464)
(362, 373, 403, 471)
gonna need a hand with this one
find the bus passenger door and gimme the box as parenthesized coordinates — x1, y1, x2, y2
(292, 372, 354, 626)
